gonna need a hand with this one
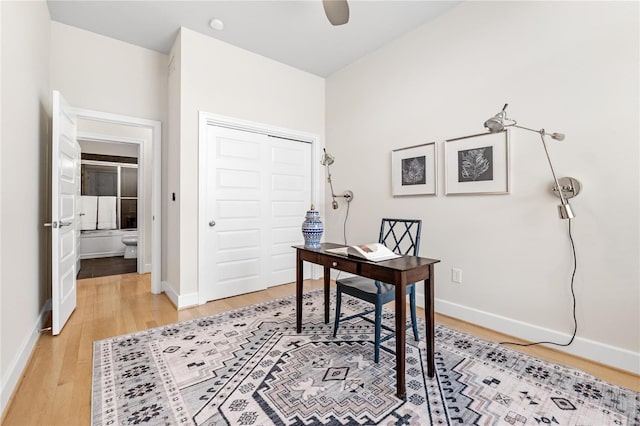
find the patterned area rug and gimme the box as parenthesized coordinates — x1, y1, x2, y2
(92, 290, 639, 425)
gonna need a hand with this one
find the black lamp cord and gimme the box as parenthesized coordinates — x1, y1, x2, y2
(342, 199, 350, 245)
(500, 218, 578, 348)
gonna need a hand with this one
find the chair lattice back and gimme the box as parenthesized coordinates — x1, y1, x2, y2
(378, 218, 422, 256)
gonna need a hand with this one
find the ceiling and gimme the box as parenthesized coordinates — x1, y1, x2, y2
(47, 1, 461, 77)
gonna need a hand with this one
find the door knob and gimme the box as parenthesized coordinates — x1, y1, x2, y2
(45, 221, 72, 228)
(209, 220, 216, 227)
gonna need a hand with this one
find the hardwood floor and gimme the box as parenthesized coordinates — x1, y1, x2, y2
(2, 273, 638, 425)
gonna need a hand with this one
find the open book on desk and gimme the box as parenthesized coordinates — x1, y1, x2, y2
(325, 243, 401, 262)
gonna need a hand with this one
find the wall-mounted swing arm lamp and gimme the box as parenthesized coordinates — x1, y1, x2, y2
(484, 104, 581, 219)
(321, 148, 354, 209)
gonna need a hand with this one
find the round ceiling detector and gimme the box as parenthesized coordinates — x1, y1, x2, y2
(209, 18, 224, 31)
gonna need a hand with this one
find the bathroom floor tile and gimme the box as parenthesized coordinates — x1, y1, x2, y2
(78, 256, 137, 279)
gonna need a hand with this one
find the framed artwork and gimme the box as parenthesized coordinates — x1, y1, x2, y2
(444, 130, 510, 195)
(391, 142, 437, 196)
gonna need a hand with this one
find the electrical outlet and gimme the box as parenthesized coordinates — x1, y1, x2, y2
(451, 268, 462, 284)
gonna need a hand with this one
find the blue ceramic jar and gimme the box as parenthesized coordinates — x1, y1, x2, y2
(301, 205, 323, 249)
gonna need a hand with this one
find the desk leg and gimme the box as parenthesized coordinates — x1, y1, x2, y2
(425, 264, 435, 378)
(296, 250, 303, 333)
(395, 274, 406, 400)
(323, 267, 331, 324)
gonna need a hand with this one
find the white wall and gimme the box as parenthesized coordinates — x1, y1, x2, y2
(166, 28, 325, 303)
(0, 0, 52, 414)
(79, 138, 139, 158)
(50, 22, 168, 278)
(78, 134, 140, 159)
(166, 30, 182, 300)
(50, 22, 167, 122)
(325, 1, 639, 372)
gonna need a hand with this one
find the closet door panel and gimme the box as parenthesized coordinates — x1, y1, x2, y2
(201, 126, 269, 301)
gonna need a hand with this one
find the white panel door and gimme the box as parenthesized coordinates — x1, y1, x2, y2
(202, 126, 270, 301)
(267, 136, 312, 286)
(201, 125, 312, 302)
(75, 143, 81, 274)
(51, 91, 79, 335)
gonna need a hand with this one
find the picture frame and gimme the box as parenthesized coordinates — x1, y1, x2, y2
(444, 130, 510, 195)
(391, 142, 437, 196)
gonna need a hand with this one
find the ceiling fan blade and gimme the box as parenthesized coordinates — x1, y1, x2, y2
(322, 0, 349, 26)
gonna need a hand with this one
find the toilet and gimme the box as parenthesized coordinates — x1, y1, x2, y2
(122, 234, 138, 259)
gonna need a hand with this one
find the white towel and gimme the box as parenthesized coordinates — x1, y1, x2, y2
(97, 196, 117, 230)
(79, 196, 98, 231)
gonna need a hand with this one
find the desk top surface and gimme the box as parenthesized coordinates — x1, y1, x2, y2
(293, 242, 440, 270)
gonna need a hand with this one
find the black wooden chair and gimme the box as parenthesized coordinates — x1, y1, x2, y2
(333, 218, 422, 363)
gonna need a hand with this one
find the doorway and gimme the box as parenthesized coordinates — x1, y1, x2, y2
(76, 134, 141, 278)
(50, 91, 162, 337)
(71, 108, 161, 294)
(75, 125, 146, 278)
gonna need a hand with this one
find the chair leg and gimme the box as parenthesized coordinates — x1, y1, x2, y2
(333, 286, 342, 338)
(410, 286, 419, 341)
(374, 300, 383, 363)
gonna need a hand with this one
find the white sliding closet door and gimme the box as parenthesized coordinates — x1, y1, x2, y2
(200, 125, 312, 302)
(267, 136, 312, 287)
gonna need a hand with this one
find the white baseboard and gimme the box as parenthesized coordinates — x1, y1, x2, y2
(161, 281, 198, 310)
(143, 263, 152, 274)
(161, 280, 178, 307)
(1, 299, 51, 416)
(418, 293, 640, 375)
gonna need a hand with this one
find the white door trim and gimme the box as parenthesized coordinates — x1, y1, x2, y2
(71, 108, 162, 294)
(198, 111, 323, 305)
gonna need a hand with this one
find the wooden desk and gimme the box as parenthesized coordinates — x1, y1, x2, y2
(293, 242, 440, 399)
